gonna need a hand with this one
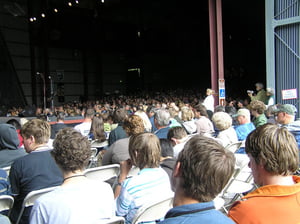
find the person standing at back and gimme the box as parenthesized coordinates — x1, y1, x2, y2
(247, 82, 268, 104)
(9, 119, 63, 224)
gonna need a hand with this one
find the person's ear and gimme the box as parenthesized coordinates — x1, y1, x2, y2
(173, 162, 181, 178)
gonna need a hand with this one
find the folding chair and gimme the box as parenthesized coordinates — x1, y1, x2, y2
(220, 163, 255, 213)
(225, 141, 243, 153)
(88, 147, 99, 168)
(0, 195, 14, 215)
(132, 195, 174, 224)
(2, 166, 11, 175)
(84, 164, 120, 188)
(15, 186, 58, 224)
(103, 216, 125, 224)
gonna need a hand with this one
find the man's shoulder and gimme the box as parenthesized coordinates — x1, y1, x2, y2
(161, 203, 234, 224)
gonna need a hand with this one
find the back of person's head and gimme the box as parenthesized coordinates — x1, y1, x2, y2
(245, 124, 299, 175)
(214, 105, 226, 113)
(134, 110, 152, 132)
(193, 104, 209, 118)
(181, 107, 194, 122)
(85, 108, 95, 118)
(159, 138, 174, 157)
(90, 116, 106, 142)
(129, 132, 161, 169)
(168, 107, 178, 118)
(255, 82, 264, 89)
(112, 108, 127, 123)
(6, 119, 21, 130)
(167, 126, 187, 140)
(56, 112, 65, 121)
(123, 115, 145, 136)
(177, 135, 235, 202)
(212, 112, 232, 131)
(266, 104, 277, 117)
(0, 124, 19, 150)
(154, 109, 170, 126)
(21, 119, 50, 144)
(52, 128, 91, 172)
(249, 100, 266, 115)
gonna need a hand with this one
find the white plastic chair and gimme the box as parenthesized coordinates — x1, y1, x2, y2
(220, 163, 255, 213)
(15, 186, 58, 224)
(84, 164, 120, 188)
(132, 195, 174, 224)
(2, 166, 11, 175)
(225, 141, 243, 153)
(0, 195, 14, 215)
(102, 216, 125, 224)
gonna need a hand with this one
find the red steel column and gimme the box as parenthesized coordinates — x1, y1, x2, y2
(208, 0, 218, 105)
(216, 0, 224, 81)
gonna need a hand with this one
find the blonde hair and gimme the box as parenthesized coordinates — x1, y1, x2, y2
(212, 112, 232, 131)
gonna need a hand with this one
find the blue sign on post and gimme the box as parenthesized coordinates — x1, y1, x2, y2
(219, 88, 225, 98)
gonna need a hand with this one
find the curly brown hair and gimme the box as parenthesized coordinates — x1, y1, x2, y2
(52, 128, 91, 172)
(249, 100, 266, 115)
(123, 115, 145, 136)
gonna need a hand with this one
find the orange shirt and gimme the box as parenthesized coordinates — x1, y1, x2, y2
(228, 176, 300, 224)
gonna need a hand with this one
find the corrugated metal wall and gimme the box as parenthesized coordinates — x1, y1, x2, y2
(266, 0, 300, 116)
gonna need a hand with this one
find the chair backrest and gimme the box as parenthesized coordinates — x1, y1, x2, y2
(15, 186, 58, 224)
(84, 164, 120, 182)
(0, 195, 14, 213)
(132, 195, 174, 224)
(225, 141, 243, 153)
(103, 216, 125, 224)
(2, 166, 11, 175)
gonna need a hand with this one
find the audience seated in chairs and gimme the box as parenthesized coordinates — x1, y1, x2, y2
(114, 133, 173, 224)
(30, 128, 115, 224)
(9, 119, 63, 224)
(228, 124, 300, 223)
(160, 135, 235, 223)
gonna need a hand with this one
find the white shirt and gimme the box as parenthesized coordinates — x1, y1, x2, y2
(30, 179, 115, 224)
(74, 122, 91, 136)
(203, 95, 214, 112)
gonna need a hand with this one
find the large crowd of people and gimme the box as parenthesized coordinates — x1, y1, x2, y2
(0, 84, 299, 224)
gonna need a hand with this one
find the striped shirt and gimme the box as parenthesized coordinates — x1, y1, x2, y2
(116, 167, 173, 224)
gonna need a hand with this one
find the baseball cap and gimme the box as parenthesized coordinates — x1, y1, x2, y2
(232, 108, 250, 118)
(274, 104, 297, 115)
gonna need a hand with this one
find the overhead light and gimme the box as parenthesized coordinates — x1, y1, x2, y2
(41, 13, 45, 18)
(54, 8, 58, 13)
(68, 2, 72, 6)
(75, 0, 79, 4)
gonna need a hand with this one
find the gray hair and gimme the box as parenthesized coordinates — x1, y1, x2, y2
(154, 109, 170, 126)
